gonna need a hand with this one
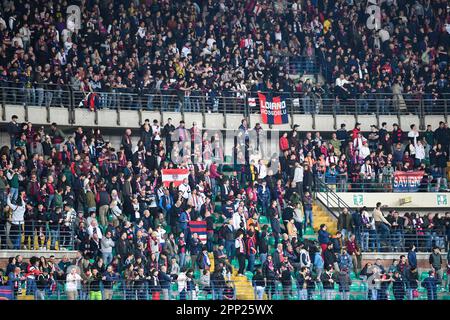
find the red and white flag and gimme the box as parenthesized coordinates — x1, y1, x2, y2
(162, 169, 189, 187)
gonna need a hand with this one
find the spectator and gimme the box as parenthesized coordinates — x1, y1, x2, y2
(66, 267, 81, 301)
(422, 270, 438, 300)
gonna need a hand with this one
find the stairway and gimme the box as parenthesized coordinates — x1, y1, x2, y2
(208, 250, 258, 300)
(312, 201, 337, 234)
(231, 271, 256, 300)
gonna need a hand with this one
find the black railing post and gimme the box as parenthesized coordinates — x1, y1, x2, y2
(181, 95, 185, 122)
(289, 97, 295, 129)
(332, 102, 337, 130)
(419, 98, 425, 130)
(444, 95, 448, 123)
(244, 95, 249, 119)
(24, 102, 28, 122)
(201, 96, 206, 128)
(116, 92, 121, 126)
(69, 87, 75, 125)
(138, 102, 143, 127)
(223, 96, 227, 129)
(1, 87, 5, 121)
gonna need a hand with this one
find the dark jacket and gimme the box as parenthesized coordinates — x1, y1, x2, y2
(334, 271, 352, 292)
(429, 252, 442, 270)
(323, 249, 337, 268)
(408, 250, 417, 270)
(422, 276, 438, 300)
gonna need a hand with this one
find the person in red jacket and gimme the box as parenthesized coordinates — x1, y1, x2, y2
(351, 123, 361, 140)
(279, 132, 289, 151)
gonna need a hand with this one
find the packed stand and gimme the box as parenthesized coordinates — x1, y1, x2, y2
(0, 114, 449, 300)
(278, 121, 450, 192)
(0, 0, 448, 113)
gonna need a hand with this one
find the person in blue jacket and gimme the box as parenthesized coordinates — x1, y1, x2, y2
(318, 224, 331, 252)
(407, 244, 417, 270)
(178, 206, 192, 237)
(325, 164, 338, 191)
(257, 180, 271, 217)
(422, 270, 438, 300)
(313, 248, 324, 281)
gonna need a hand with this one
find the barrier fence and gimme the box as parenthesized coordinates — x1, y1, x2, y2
(319, 179, 449, 193)
(353, 226, 447, 253)
(3, 277, 449, 301)
(0, 82, 448, 120)
(4, 279, 236, 301)
(0, 221, 75, 251)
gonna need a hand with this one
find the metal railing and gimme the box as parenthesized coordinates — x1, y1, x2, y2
(314, 177, 352, 218)
(250, 278, 450, 300)
(6, 276, 449, 300)
(278, 56, 320, 74)
(4, 278, 236, 301)
(354, 226, 448, 253)
(0, 82, 448, 119)
(319, 178, 449, 193)
(0, 221, 75, 251)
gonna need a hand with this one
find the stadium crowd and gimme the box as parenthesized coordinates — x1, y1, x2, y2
(0, 0, 448, 112)
(0, 113, 449, 300)
(0, 0, 449, 302)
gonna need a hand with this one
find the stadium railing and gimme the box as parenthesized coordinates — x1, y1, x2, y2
(353, 226, 448, 253)
(6, 277, 450, 301)
(0, 82, 448, 120)
(0, 221, 75, 251)
(319, 179, 449, 193)
(6, 278, 237, 301)
(276, 55, 320, 75)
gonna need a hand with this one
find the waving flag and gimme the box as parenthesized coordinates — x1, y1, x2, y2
(189, 220, 207, 244)
(162, 169, 189, 187)
(258, 93, 289, 124)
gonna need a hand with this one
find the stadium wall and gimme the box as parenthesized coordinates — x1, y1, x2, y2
(1, 104, 446, 132)
(321, 193, 450, 211)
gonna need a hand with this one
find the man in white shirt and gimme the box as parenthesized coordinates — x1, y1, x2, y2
(178, 178, 191, 200)
(293, 162, 304, 196)
(360, 159, 374, 191)
(359, 140, 371, 159)
(408, 124, 419, 139)
(232, 207, 246, 231)
(181, 42, 192, 58)
(335, 74, 352, 99)
(87, 219, 103, 240)
(413, 136, 425, 165)
(137, 21, 146, 39)
(256, 159, 267, 180)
